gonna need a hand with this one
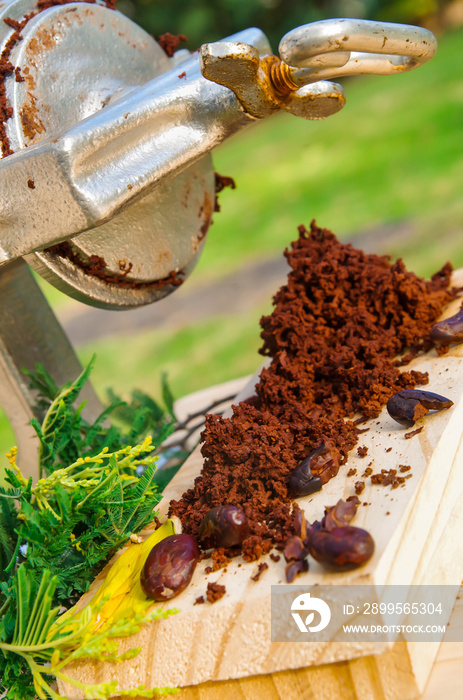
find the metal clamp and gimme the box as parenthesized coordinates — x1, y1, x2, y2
(278, 18, 437, 83)
(200, 18, 436, 119)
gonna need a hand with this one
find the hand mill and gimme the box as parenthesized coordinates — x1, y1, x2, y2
(0, 2, 437, 477)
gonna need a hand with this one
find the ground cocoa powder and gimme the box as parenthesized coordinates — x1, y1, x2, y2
(169, 221, 456, 556)
(157, 33, 187, 58)
(214, 172, 236, 213)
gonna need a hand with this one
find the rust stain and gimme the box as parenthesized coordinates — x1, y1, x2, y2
(20, 97, 45, 141)
(191, 234, 200, 253)
(197, 190, 213, 242)
(157, 250, 173, 265)
(20, 65, 36, 92)
(47, 241, 183, 290)
(0, 0, 115, 157)
(27, 28, 58, 56)
(181, 180, 192, 209)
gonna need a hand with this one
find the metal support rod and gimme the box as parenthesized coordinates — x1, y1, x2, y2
(0, 260, 102, 480)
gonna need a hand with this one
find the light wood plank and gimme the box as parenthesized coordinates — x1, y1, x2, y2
(59, 272, 463, 699)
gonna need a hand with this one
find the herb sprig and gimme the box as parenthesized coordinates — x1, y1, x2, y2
(24, 356, 179, 477)
(3, 439, 159, 604)
(1, 565, 177, 699)
(0, 360, 182, 699)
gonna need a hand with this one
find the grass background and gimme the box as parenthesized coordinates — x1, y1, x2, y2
(1, 26, 463, 459)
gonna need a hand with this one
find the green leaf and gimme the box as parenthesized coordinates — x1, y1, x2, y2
(161, 372, 176, 417)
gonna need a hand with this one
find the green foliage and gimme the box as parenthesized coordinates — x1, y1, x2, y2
(0, 360, 185, 698)
(107, 372, 177, 449)
(0, 566, 177, 699)
(376, 0, 440, 22)
(124, 0, 455, 53)
(0, 490, 19, 576)
(1, 439, 160, 594)
(25, 357, 178, 478)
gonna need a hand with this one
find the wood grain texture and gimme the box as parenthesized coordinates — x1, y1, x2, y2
(59, 270, 463, 700)
(118, 589, 463, 700)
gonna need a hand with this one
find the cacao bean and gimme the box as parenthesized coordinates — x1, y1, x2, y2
(199, 505, 249, 549)
(308, 525, 374, 571)
(288, 444, 340, 497)
(430, 308, 463, 344)
(387, 389, 453, 428)
(141, 533, 199, 601)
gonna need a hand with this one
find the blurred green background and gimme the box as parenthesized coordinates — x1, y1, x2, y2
(1, 0, 463, 456)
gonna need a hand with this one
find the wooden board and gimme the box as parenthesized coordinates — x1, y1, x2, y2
(114, 588, 463, 700)
(59, 271, 463, 700)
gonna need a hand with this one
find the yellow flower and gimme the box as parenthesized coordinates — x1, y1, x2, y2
(62, 520, 176, 633)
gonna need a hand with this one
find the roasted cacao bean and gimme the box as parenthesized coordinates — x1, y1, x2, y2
(288, 444, 340, 497)
(199, 505, 249, 549)
(387, 389, 453, 428)
(430, 308, 463, 344)
(308, 526, 374, 571)
(141, 534, 199, 601)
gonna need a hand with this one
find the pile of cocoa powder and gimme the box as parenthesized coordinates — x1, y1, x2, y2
(169, 221, 455, 561)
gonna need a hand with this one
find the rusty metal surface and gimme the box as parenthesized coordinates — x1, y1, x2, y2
(200, 19, 436, 120)
(0, 10, 275, 308)
(200, 42, 346, 120)
(0, 3, 223, 308)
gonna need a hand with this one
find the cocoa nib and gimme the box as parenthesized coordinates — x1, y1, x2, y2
(215, 172, 236, 193)
(430, 307, 463, 344)
(157, 32, 187, 57)
(214, 172, 237, 212)
(288, 444, 340, 497)
(405, 426, 424, 439)
(371, 469, 412, 489)
(283, 527, 309, 583)
(251, 562, 269, 581)
(285, 558, 309, 583)
(206, 581, 226, 603)
(387, 390, 453, 428)
(321, 497, 360, 531)
(283, 536, 308, 563)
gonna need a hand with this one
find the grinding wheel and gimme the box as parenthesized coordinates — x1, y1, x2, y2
(1, 0, 215, 309)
